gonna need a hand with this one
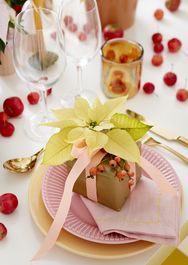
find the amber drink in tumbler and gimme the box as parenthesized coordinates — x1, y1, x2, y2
(101, 38, 144, 98)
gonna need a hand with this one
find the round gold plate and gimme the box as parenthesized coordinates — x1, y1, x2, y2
(28, 165, 155, 259)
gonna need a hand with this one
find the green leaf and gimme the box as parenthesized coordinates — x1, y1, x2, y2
(28, 51, 58, 70)
(105, 129, 140, 164)
(42, 130, 73, 165)
(0, 39, 6, 53)
(85, 130, 108, 154)
(111, 113, 152, 140)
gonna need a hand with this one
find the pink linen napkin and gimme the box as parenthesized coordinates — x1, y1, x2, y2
(81, 176, 181, 245)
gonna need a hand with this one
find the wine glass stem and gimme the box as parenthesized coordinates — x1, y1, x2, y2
(77, 65, 83, 96)
(41, 88, 48, 121)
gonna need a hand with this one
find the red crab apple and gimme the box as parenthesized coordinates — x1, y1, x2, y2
(0, 223, 7, 240)
(163, 71, 177, 86)
(176, 89, 188, 102)
(165, 0, 181, 12)
(151, 54, 163, 66)
(103, 24, 124, 41)
(152, 33, 163, 44)
(154, 9, 164, 20)
(167, 38, 182, 53)
(0, 122, 15, 137)
(0, 193, 18, 215)
(0, 112, 8, 128)
(3, 97, 24, 117)
(153, 43, 164, 53)
(27, 92, 40, 105)
(143, 82, 155, 94)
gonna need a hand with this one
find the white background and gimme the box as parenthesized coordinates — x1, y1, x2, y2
(0, 0, 188, 264)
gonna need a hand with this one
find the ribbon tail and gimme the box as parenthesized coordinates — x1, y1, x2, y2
(32, 149, 91, 261)
(141, 156, 177, 196)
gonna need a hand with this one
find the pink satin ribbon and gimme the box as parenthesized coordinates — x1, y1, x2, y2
(32, 150, 177, 260)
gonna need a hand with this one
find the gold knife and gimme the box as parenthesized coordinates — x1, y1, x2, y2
(126, 109, 188, 147)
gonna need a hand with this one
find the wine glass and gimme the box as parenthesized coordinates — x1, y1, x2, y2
(13, 7, 66, 142)
(59, 0, 102, 106)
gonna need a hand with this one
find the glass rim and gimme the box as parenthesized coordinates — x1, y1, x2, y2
(101, 38, 144, 65)
(14, 7, 58, 31)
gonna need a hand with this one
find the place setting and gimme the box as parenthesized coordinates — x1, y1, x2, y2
(0, 0, 188, 264)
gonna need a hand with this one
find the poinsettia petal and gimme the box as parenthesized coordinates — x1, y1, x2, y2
(42, 129, 73, 165)
(74, 97, 90, 121)
(41, 119, 82, 129)
(85, 130, 108, 154)
(103, 97, 127, 120)
(52, 108, 77, 120)
(111, 113, 152, 140)
(94, 121, 114, 131)
(105, 129, 140, 164)
(67, 127, 85, 143)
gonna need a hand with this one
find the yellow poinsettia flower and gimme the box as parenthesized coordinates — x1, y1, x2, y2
(43, 96, 151, 166)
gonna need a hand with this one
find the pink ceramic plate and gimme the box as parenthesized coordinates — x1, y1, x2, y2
(42, 145, 181, 244)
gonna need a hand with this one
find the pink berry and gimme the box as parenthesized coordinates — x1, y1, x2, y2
(176, 89, 188, 102)
(83, 23, 92, 34)
(153, 43, 164, 53)
(151, 54, 163, 66)
(78, 32, 87, 41)
(27, 92, 40, 105)
(127, 171, 135, 177)
(167, 38, 182, 53)
(152, 33, 163, 44)
(114, 156, 121, 163)
(154, 9, 164, 20)
(89, 167, 97, 176)
(143, 82, 155, 94)
(124, 163, 130, 171)
(163, 71, 177, 86)
(116, 170, 127, 179)
(0, 223, 7, 240)
(47, 88, 52, 96)
(0, 193, 18, 214)
(128, 179, 134, 189)
(68, 23, 78, 33)
(0, 122, 15, 137)
(109, 159, 117, 168)
(3, 97, 24, 117)
(97, 164, 105, 173)
(64, 15, 73, 26)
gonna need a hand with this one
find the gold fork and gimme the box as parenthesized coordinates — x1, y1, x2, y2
(144, 137, 188, 164)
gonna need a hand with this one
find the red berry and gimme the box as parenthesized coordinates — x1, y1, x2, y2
(0, 112, 8, 128)
(0, 193, 18, 214)
(68, 23, 78, 33)
(167, 38, 182, 53)
(151, 54, 163, 66)
(78, 32, 87, 41)
(176, 89, 188, 102)
(153, 43, 164, 53)
(27, 92, 40, 105)
(165, 0, 181, 12)
(119, 54, 128, 63)
(152, 33, 163, 44)
(109, 159, 117, 168)
(143, 82, 155, 94)
(0, 223, 7, 240)
(47, 88, 52, 96)
(105, 50, 116, 61)
(116, 170, 127, 179)
(0, 122, 15, 137)
(163, 72, 177, 86)
(103, 24, 124, 41)
(12, 4, 22, 14)
(97, 164, 105, 173)
(154, 9, 164, 20)
(3, 97, 24, 117)
(89, 167, 97, 176)
(83, 23, 92, 34)
(64, 15, 73, 26)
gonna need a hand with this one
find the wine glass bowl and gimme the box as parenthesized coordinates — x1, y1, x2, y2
(13, 7, 66, 142)
(59, 0, 101, 104)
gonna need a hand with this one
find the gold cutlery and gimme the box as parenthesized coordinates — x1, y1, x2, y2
(3, 148, 44, 173)
(126, 109, 188, 147)
(144, 137, 188, 164)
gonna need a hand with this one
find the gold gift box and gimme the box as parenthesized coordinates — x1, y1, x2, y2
(67, 150, 141, 211)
